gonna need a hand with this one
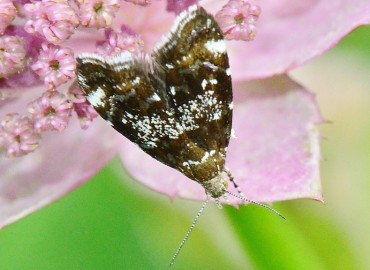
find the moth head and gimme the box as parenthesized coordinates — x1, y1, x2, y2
(202, 175, 228, 198)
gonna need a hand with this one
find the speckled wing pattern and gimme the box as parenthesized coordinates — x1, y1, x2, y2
(76, 6, 233, 187)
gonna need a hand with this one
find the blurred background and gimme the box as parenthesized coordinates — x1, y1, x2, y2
(0, 26, 369, 270)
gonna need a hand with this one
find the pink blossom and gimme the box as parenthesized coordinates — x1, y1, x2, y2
(0, 0, 17, 34)
(31, 43, 76, 88)
(96, 26, 144, 56)
(0, 114, 40, 158)
(78, 0, 120, 28)
(24, 0, 79, 44)
(68, 82, 98, 129)
(0, 35, 26, 78)
(28, 90, 73, 132)
(0, 0, 369, 229)
(167, 0, 198, 14)
(215, 0, 261, 41)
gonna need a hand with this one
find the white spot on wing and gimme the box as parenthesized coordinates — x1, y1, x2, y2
(201, 79, 207, 89)
(209, 79, 218, 85)
(228, 102, 234, 110)
(87, 87, 106, 107)
(205, 39, 226, 54)
(132, 76, 141, 85)
(226, 68, 231, 76)
(148, 93, 161, 102)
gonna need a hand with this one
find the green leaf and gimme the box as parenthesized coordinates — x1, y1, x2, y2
(225, 203, 326, 270)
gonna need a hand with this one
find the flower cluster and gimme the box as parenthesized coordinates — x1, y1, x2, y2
(0, 35, 26, 78)
(96, 26, 144, 56)
(0, 0, 17, 34)
(0, 0, 153, 158)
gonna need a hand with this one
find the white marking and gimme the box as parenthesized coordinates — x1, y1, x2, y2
(209, 79, 218, 85)
(228, 102, 234, 110)
(226, 68, 231, 76)
(128, 113, 184, 146)
(213, 110, 222, 120)
(201, 152, 209, 163)
(87, 87, 106, 107)
(78, 53, 105, 64)
(132, 76, 140, 85)
(205, 40, 226, 54)
(108, 51, 135, 66)
(170, 86, 176, 95)
(166, 63, 174, 69)
(148, 93, 161, 102)
(183, 150, 218, 169)
(201, 79, 207, 89)
(204, 61, 218, 70)
(146, 141, 157, 148)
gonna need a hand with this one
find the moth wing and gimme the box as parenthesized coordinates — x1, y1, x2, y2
(77, 53, 180, 163)
(153, 6, 233, 159)
(77, 52, 198, 177)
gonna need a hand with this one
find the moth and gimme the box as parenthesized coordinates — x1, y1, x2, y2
(76, 5, 283, 266)
(77, 6, 233, 199)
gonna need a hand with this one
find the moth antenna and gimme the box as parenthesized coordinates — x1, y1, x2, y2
(224, 168, 286, 220)
(226, 190, 286, 220)
(169, 196, 210, 267)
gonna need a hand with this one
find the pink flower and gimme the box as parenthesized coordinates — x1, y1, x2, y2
(0, 114, 40, 158)
(95, 26, 144, 56)
(31, 43, 76, 88)
(78, 0, 120, 28)
(68, 82, 99, 129)
(28, 90, 73, 132)
(215, 0, 261, 41)
(24, 0, 79, 44)
(0, 35, 26, 78)
(0, 0, 17, 34)
(0, 0, 369, 229)
(167, 0, 198, 14)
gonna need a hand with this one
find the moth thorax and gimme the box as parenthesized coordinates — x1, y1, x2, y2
(202, 175, 228, 198)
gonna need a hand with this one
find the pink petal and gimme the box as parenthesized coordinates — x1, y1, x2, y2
(206, 0, 370, 80)
(115, 1, 175, 51)
(0, 118, 120, 229)
(0, 86, 121, 229)
(119, 76, 323, 203)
